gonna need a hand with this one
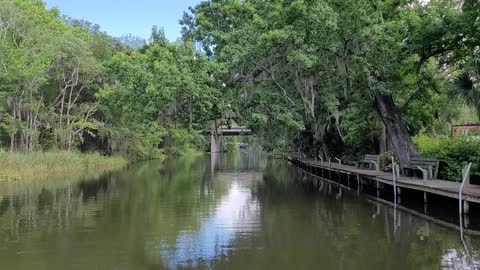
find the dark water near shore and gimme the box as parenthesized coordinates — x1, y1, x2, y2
(0, 151, 479, 270)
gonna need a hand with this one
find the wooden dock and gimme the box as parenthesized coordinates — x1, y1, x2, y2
(286, 156, 480, 209)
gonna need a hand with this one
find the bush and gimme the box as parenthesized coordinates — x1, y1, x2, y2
(222, 136, 239, 152)
(99, 124, 166, 161)
(413, 135, 480, 181)
(162, 129, 206, 155)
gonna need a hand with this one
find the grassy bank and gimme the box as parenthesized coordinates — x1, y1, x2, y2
(0, 150, 127, 181)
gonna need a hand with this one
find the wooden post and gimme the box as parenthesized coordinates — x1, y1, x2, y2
(376, 181, 380, 197)
(464, 214, 470, 228)
(424, 192, 428, 214)
(357, 173, 360, 194)
(464, 200, 470, 215)
(397, 187, 401, 203)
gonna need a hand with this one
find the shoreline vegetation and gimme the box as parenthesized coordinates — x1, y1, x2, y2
(0, 150, 128, 181)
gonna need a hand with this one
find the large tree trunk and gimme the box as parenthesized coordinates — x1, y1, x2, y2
(374, 93, 417, 164)
(379, 123, 387, 154)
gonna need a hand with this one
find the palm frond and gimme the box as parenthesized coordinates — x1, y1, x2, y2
(449, 58, 480, 118)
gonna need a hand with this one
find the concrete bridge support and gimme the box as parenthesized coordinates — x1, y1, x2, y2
(210, 131, 221, 153)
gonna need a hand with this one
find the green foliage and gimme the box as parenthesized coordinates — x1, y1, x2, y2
(0, 1, 219, 160)
(222, 136, 239, 153)
(181, 0, 480, 159)
(97, 30, 221, 158)
(343, 104, 382, 154)
(99, 124, 166, 161)
(450, 59, 480, 118)
(0, 0, 127, 152)
(414, 135, 480, 181)
(116, 34, 146, 50)
(163, 129, 207, 155)
(1, 0, 479, 167)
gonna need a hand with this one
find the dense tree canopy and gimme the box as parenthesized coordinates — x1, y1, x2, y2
(0, 0, 223, 159)
(182, 0, 480, 162)
(0, 0, 479, 163)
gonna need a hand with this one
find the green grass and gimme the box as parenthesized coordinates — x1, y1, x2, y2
(0, 150, 127, 181)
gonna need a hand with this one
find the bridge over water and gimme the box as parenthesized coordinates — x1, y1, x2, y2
(210, 125, 252, 153)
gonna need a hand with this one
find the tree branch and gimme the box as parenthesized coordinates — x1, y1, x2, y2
(400, 55, 427, 113)
(259, 65, 296, 107)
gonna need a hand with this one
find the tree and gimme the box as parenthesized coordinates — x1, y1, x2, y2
(0, 0, 64, 152)
(0, 0, 126, 153)
(97, 29, 221, 158)
(182, 0, 480, 163)
(116, 34, 146, 51)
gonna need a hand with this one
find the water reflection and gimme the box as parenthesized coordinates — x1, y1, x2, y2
(159, 178, 261, 269)
(442, 248, 480, 270)
(0, 152, 479, 269)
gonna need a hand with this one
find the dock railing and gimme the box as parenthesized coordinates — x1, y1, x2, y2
(334, 157, 342, 166)
(318, 155, 324, 165)
(459, 162, 473, 216)
(392, 157, 398, 205)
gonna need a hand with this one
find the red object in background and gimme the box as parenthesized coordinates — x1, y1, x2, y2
(451, 123, 480, 139)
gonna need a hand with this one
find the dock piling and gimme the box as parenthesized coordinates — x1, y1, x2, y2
(424, 192, 428, 214)
(356, 173, 360, 194)
(376, 180, 380, 197)
(464, 201, 470, 215)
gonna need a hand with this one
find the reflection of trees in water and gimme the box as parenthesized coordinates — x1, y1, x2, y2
(77, 177, 110, 201)
(1, 154, 480, 269)
(215, 151, 267, 172)
(241, 158, 480, 270)
(0, 172, 114, 249)
(0, 170, 118, 240)
(0, 154, 229, 269)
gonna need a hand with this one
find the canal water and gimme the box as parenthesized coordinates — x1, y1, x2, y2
(0, 152, 479, 270)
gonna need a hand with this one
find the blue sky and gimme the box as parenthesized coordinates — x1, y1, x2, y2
(44, 0, 202, 41)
